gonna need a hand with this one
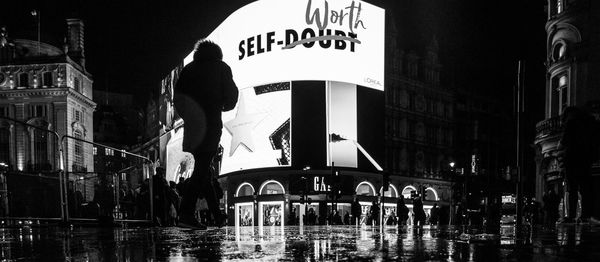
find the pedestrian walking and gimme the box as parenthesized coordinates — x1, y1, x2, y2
(351, 198, 361, 225)
(369, 200, 380, 226)
(396, 195, 409, 226)
(413, 197, 426, 227)
(543, 188, 560, 226)
(557, 107, 600, 224)
(174, 39, 239, 229)
(429, 203, 440, 226)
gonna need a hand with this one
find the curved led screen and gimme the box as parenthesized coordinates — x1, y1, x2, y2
(184, 0, 385, 91)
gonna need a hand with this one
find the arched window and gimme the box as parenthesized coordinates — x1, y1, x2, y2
(425, 187, 439, 201)
(236, 182, 255, 197)
(380, 184, 399, 198)
(401, 185, 417, 199)
(19, 73, 29, 88)
(43, 72, 53, 87)
(32, 128, 48, 170)
(552, 42, 567, 61)
(259, 180, 285, 195)
(73, 130, 84, 171)
(355, 181, 375, 196)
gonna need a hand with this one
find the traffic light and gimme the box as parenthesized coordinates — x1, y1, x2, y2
(422, 187, 428, 200)
(411, 190, 417, 199)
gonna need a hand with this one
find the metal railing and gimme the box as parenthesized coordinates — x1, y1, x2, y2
(61, 135, 154, 224)
(0, 116, 65, 224)
(535, 116, 563, 140)
(0, 116, 156, 225)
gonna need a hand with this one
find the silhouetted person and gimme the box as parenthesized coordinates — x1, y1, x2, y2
(396, 195, 409, 226)
(369, 200, 380, 226)
(174, 39, 239, 229)
(557, 107, 599, 223)
(412, 197, 426, 227)
(543, 188, 560, 226)
(176, 177, 186, 195)
(333, 210, 343, 225)
(153, 167, 171, 226)
(429, 203, 440, 226)
(351, 198, 361, 225)
(308, 208, 317, 225)
(343, 211, 350, 225)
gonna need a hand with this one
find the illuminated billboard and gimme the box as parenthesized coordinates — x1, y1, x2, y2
(220, 82, 291, 174)
(184, 0, 385, 91)
(161, 0, 385, 179)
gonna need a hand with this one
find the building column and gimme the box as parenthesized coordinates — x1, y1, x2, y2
(534, 145, 544, 202)
(14, 103, 26, 171)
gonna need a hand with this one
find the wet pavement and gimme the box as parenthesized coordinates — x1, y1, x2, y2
(1, 224, 600, 261)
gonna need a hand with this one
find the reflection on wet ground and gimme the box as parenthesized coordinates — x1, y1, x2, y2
(1, 225, 600, 261)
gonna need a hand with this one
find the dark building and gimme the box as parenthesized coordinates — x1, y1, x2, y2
(384, 30, 454, 221)
(92, 90, 144, 174)
(534, 0, 600, 217)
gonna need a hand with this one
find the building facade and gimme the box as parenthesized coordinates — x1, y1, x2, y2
(535, 0, 600, 214)
(384, 35, 454, 223)
(0, 19, 95, 173)
(0, 19, 95, 218)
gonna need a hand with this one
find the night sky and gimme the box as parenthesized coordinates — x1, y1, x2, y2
(1, 0, 547, 121)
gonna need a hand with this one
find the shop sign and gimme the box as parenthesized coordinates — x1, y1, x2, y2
(313, 176, 331, 192)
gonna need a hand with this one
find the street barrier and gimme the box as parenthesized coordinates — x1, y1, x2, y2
(0, 116, 64, 224)
(61, 135, 154, 224)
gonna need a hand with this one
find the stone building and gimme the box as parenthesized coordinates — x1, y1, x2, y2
(0, 19, 95, 173)
(535, 0, 600, 211)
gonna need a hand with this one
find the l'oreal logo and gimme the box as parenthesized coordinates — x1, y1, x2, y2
(364, 77, 382, 86)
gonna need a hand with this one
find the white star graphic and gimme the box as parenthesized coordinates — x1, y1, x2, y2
(224, 93, 267, 156)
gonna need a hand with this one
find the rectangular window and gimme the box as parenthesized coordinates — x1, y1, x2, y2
(43, 72, 53, 87)
(19, 73, 29, 88)
(74, 77, 81, 92)
(121, 151, 126, 158)
(0, 128, 9, 165)
(0, 106, 7, 117)
(557, 0, 563, 13)
(106, 148, 114, 156)
(29, 105, 46, 118)
(74, 109, 81, 123)
(551, 74, 568, 116)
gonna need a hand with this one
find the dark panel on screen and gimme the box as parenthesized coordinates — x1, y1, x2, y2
(291, 81, 327, 169)
(357, 86, 385, 172)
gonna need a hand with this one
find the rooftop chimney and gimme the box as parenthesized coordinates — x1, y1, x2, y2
(66, 18, 85, 68)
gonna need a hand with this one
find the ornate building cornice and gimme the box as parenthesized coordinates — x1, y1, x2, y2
(0, 87, 96, 108)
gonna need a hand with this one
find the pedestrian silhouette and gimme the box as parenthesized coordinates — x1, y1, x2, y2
(412, 197, 426, 227)
(396, 195, 409, 226)
(351, 198, 361, 225)
(429, 203, 440, 226)
(174, 39, 239, 229)
(543, 188, 560, 226)
(557, 107, 599, 224)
